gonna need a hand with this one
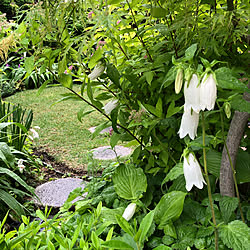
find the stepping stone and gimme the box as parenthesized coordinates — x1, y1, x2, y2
(91, 145, 133, 160)
(34, 178, 87, 207)
(88, 126, 112, 134)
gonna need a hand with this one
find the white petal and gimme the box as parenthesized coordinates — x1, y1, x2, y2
(178, 106, 199, 140)
(184, 74, 201, 113)
(122, 203, 136, 221)
(200, 74, 217, 111)
(30, 128, 39, 139)
(102, 100, 118, 115)
(88, 63, 105, 81)
(183, 153, 206, 192)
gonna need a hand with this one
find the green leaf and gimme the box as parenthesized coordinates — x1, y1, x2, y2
(113, 164, 147, 200)
(161, 163, 183, 187)
(203, 150, 221, 177)
(163, 221, 177, 239)
(166, 101, 182, 118)
(101, 239, 133, 249)
(215, 67, 249, 92)
(219, 220, 250, 250)
(110, 132, 120, 148)
(185, 44, 198, 61)
(0, 190, 25, 216)
(151, 6, 167, 18)
(77, 109, 95, 123)
(154, 191, 186, 229)
(107, 0, 124, 5)
(219, 196, 238, 223)
(88, 48, 102, 69)
(161, 67, 176, 89)
(115, 215, 134, 237)
(107, 64, 120, 87)
(58, 74, 73, 89)
(135, 210, 155, 245)
(236, 150, 250, 183)
(24, 56, 35, 75)
(145, 71, 154, 85)
(230, 95, 250, 113)
(91, 231, 100, 249)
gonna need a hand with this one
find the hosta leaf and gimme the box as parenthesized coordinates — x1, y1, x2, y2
(154, 191, 186, 229)
(231, 95, 250, 113)
(113, 164, 147, 200)
(219, 220, 250, 250)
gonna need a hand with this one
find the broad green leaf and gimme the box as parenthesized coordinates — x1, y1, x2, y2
(135, 210, 155, 245)
(236, 150, 250, 183)
(163, 221, 177, 239)
(107, 0, 124, 5)
(161, 163, 183, 187)
(203, 150, 221, 177)
(101, 239, 133, 249)
(219, 196, 238, 223)
(230, 95, 250, 113)
(151, 6, 167, 18)
(113, 164, 147, 200)
(58, 74, 73, 89)
(145, 71, 154, 85)
(24, 56, 34, 75)
(161, 67, 176, 89)
(115, 215, 134, 237)
(184, 44, 197, 61)
(154, 191, 186, 229)
(101, 207, 124, 224)
(215, 67, 249, 92)
(88, 48, 102, 69)
(219, 220, 250, 250)
(166, 101, 182, 118)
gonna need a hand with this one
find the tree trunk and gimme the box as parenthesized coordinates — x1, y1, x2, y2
(220, 84, 250, 197)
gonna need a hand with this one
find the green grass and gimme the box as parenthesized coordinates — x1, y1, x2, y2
(6, 85, 113, 169)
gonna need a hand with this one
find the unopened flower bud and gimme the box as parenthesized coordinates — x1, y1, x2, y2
(175, 68, 183, 94)
(224, 102, 231, 119)
(122, 203, 136, 221)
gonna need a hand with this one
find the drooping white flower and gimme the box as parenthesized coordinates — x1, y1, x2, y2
(17, 159, 25, 173)
(29, 128, 39, 141)
(183, 153, 206, 192)
(200, 73, 217, 111)
(88, 62, 105, 81)
(184, 74, 201, 113)
(178, 105, 199, 140)
(122, 203, 136, 221)
(102, 100, 118, 115)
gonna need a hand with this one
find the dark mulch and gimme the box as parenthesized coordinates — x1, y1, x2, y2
(31, 147, 89, 185)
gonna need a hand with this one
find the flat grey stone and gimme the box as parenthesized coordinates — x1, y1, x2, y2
(91, 145, 133, 160)
(88, 126, 112, 134)
(34, 178, 87, 207)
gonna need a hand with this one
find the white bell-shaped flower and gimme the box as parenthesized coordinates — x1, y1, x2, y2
(122, 203, 136, 221)
(17, 159, 25, 173)
(102, 100, 118, 115)
(183, 153, 206, 192)
(200, 73, 217, 111)
(29, 128, 39, 140)
(88, 62, 105, 81)
(178, 105, 199, 140)
(184, 74, 201, 113)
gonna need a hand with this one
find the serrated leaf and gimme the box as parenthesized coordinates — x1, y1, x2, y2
(219, 196, 238, 223)
(113, 164, 147, 200)
(161, 163, 183, 187)
(163, 221, 177, 239)
(236, 150, 250, 183)
(219, 220, 250, 250)
(154, 191, 186, 229)
(230, 95, 250, 113)
(215, 67, 249, 93)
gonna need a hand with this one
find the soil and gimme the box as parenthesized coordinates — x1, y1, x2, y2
(30, 147, 90, 186)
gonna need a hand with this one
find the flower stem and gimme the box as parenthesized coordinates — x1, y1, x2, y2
(201, 112, 218, 250)
(219, 108, 245, 223)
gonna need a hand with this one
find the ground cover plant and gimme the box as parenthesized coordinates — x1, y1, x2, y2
(0, 0, 249, 249)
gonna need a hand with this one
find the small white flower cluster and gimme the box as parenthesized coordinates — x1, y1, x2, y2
(17, 159, 25, 173)
(178, 73, 217, 140)
(28, 126, 40, 142)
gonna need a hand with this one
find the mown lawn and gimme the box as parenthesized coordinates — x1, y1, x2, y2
(6, 85, 111, 169)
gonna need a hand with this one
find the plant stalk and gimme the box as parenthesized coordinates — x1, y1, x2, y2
(202, 112, 218, 250)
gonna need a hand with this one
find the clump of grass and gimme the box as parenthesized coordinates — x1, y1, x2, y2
(6, 85, 112, 169)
